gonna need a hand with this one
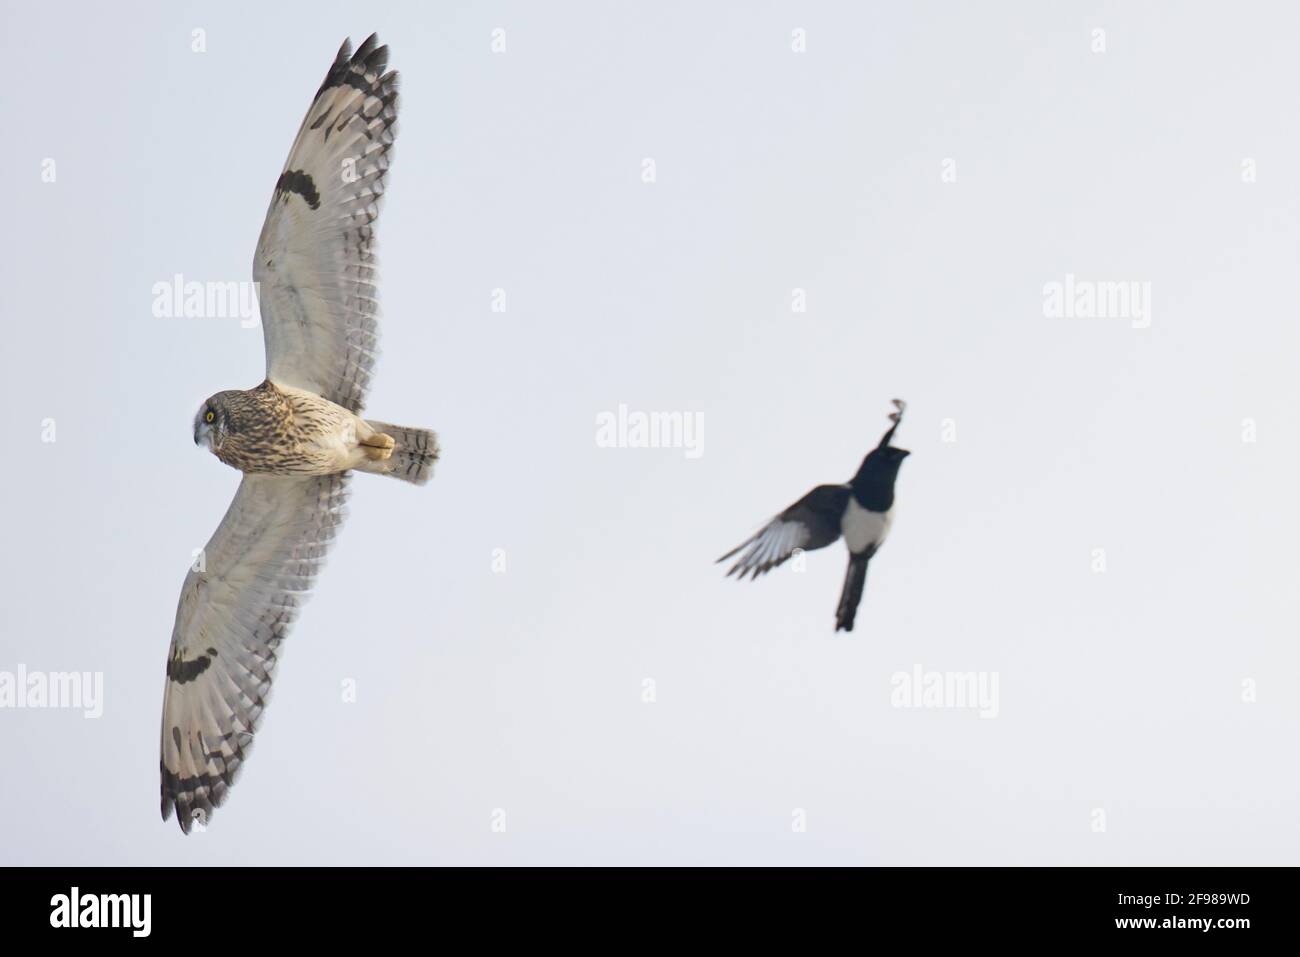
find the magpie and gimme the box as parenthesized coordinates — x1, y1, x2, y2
(717, 400, 909, 632)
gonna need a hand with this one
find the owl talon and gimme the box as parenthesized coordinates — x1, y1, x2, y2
(360, 431, 396, 461)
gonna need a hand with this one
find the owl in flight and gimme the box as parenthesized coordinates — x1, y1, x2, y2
(160, 35, 438, 833)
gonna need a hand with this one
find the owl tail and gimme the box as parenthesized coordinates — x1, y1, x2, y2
(358, 420, 440, 486)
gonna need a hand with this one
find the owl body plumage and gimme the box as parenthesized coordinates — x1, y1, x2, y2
(206, 380, 361, 476)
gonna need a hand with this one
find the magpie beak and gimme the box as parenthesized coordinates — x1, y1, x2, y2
(717, 399, 909, 633)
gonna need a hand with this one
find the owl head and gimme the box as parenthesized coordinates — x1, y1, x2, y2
(193, 393, 236, 452)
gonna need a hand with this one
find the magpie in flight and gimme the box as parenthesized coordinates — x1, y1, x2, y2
(717, 400, 909, 632)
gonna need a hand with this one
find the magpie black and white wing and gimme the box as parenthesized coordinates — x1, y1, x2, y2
(159, 474, 349, 833)
(717, 484, 850, 580)
(253, 34, 399, 415)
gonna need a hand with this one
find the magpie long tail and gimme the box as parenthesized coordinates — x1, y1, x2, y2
(835, 555, 870, 632)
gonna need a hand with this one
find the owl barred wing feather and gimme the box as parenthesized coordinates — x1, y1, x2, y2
(253, 34, 399, 415)
(160, 473, 349, 833)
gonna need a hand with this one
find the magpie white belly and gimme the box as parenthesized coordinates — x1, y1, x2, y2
(842, 498, 892, 555)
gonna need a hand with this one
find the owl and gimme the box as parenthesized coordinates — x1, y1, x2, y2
(161, 35, 438, 833)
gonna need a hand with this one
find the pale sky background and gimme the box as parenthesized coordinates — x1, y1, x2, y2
(1, 0, 1297, 865)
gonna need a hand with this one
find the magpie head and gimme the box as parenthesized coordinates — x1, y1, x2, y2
(851, 444, 909, 506)
(855, 443, 909, 480)
(868, 445, 910, 471)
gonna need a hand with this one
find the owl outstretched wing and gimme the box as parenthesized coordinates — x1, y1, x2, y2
(160, 473, 349, 833)
(717, 484, 850, 579)
(253, 34, 399, 415)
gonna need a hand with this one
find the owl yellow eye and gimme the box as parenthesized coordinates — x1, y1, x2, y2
(205, 410, 215, 424)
